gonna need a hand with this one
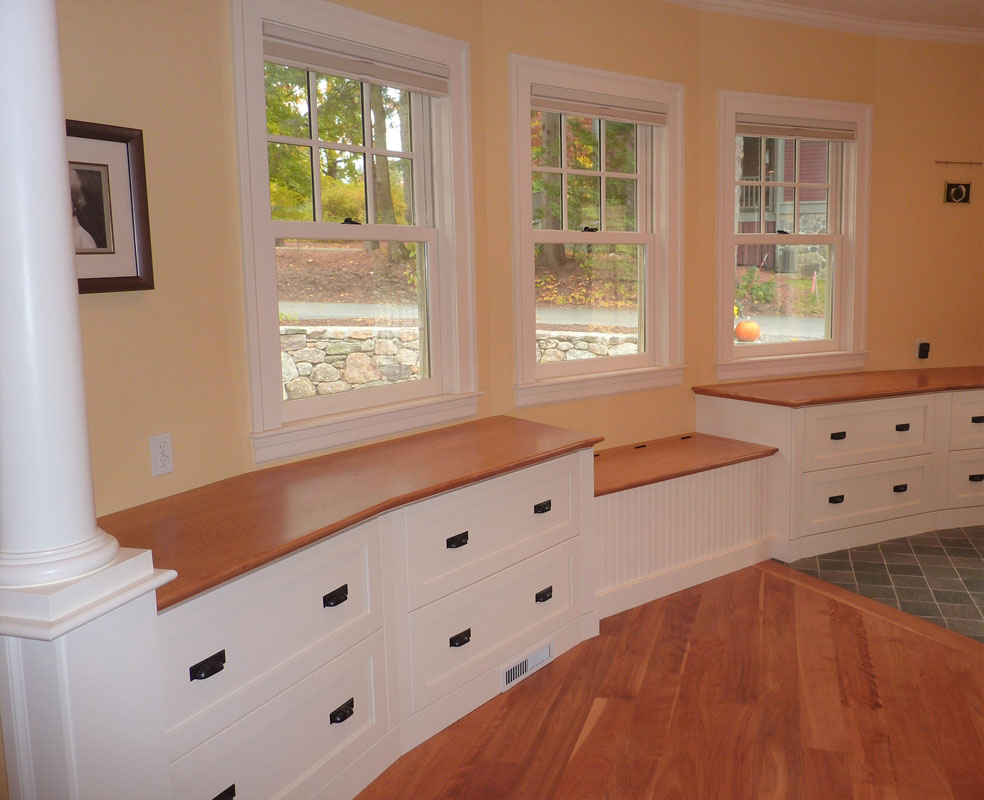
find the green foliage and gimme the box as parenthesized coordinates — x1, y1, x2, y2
(322, 175, 366, 223)
(279, 310, 298, 324)
(734, 265, 777, 308)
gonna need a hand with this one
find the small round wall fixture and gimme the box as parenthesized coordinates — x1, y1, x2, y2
(734, 319, 761, 342)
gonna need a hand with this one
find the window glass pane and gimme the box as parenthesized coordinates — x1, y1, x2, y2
(265, 62, 310, 138)
(531, 111, 562, 168)
(737, 136, 761, 181)
(735, 185, 760, 233)
(799, 187, 828, 233)
(320, 150, 365, 223)
(765, 186, 794, 233)
(534, 243, 642, 362)
(566, 115, 600, 171)
(733, 244, 831, 344)
(316, 73, 363, 146)
(568, 175, 600, 230)
(277, 238, 429, 398)
(533, 171, 562, 230)
(799, 139, 829, 184)
(764, 137, 795, 182)
(372, 156, 413, 225)
(605, 178, 637, 232)
(605, 121, 636, 173)
(268, 143, 314, 221)
(369, 85, 411, 152)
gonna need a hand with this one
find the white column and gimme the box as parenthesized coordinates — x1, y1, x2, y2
(0, 0, 119, 585)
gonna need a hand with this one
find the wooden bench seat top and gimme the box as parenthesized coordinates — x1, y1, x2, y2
(593, 432, 778, 497)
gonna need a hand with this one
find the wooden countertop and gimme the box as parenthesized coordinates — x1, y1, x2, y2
(99, 416, 602, 611)
(692, 366, 984, 408)
(593, 433, 777, 497)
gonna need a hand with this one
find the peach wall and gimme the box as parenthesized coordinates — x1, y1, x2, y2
(54, 0, 984, 514)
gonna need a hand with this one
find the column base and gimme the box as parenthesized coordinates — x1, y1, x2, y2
(0, 527, 121, 590)
(0, 547, 175, 641)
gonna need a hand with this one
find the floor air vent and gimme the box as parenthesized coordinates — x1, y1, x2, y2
(501, 642, 552, 691)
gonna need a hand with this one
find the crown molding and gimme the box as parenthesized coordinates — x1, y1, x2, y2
(665, 0, 984, 45)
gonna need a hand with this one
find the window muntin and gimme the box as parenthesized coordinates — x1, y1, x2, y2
(529, 109, 651, 366)
(264, 61, 421, 226)
(733, 134, 842, 347)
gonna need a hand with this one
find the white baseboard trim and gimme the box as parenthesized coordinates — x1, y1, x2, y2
(595, 538, 775, 619)
(779, 505, 984, 562)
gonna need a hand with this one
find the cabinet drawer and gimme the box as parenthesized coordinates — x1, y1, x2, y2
(800, 396, 935, 472)
(159, 519, 382, 755)
(408, 537, 579, 712)
(796, 455, 935, 536)
(404, 456, 575, 609)
(946, 449, 984, 508)
(950, 390, 984, 450)
(169, 630, 387, 800)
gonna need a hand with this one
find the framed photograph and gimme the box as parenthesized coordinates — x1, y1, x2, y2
(66, 120, 154, 293)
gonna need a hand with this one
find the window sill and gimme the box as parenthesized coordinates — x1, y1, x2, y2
(715, 350, 868, 382)
(250, 391, 481, 463)
(515, 365, 684, 408)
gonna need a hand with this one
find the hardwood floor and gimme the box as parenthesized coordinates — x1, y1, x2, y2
(358, 562, 984, 799)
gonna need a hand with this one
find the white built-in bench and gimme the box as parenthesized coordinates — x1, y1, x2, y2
(591, 432, 778, 617)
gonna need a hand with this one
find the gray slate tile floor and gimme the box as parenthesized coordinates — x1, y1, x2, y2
(784, 526, 984, 643)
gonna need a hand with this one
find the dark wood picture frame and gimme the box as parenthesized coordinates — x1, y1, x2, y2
(67, 120, 154, 293)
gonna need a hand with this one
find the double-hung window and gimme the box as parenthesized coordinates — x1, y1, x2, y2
(233, 0, 476, 461)
(717, 91, 872, 379)
(511, 57, 683, 407)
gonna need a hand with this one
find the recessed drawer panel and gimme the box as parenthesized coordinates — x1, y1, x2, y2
(404, 456, 575, 609)
(800, 396, 935, 472)
(169, 631, 387, 800)
(408, 538, 579, 712)
(949, 390, 984, 450)
(946, 449, 984, 508)
(159, 519, 382, 753)
(796, 455, 935, 537)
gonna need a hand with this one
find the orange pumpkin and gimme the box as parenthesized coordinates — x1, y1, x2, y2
(734, 320, 761, 342)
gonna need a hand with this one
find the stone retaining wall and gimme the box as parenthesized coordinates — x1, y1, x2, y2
(535, 331, 638, 362)
(281, 326, 641, 397)
(280, 326, 421, 400)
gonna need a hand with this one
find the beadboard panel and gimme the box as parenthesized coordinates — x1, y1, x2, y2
(594, 459, 773, 597)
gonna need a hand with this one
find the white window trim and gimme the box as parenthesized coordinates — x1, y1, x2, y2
(231, 0, 477, 461)
(716, 90, 872, 381)
(510, 56, 684, 407)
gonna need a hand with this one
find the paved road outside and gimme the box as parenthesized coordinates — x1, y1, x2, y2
(280, 300, 826, 341)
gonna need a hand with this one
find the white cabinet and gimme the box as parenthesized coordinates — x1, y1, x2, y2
(796, 454, 935, 535)
(698, 388, 984, 559)
(800, 395, 935, 471)
(949, 390, 984, 450)
(407, 538, 579, 711)
(158, 450, 595, 800)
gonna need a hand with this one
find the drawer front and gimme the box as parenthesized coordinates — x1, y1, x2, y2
(404, 456, 575, 609)
(950, 390, 984, 450)
(169, 631, 387, 800)
(159, 520, 382, 749)
(796, 455, 935, 536)
(946, 449, 984, 508)
(800, 396, 935, 472)
(408, 538, 579, 712)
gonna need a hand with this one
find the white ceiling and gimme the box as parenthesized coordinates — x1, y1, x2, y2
(667, 0, 984, 43)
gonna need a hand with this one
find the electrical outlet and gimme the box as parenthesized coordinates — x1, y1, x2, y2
(150, 433, 173, 476)
(917, 340, 930, 360)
